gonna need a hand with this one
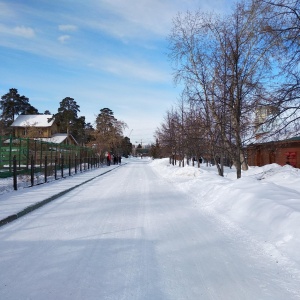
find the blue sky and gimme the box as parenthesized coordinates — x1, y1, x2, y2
(0, 0, 232, 145)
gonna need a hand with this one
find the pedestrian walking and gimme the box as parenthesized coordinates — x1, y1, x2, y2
(107, 153, 111, 166)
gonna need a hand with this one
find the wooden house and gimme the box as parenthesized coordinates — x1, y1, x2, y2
(10, 115, 78, 145)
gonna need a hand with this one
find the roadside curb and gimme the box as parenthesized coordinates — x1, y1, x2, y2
(0, 166, 121, 228)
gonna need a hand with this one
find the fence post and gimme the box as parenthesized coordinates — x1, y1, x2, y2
(69, 156, 71, 177)
(18, 137, 21, 169)
(75, 155, 77, 174)
(9, 135, 12, 172)
(44, 155, 48, 183)
(61, 155, 64, 178)
(40, 141, 43, 171)
(31, 155, 34, 186)
(13, 155, 17, 190)
(26, 138, 30, 171)
(80, 155, 82, 172)
(50, 143, 53, 176)
(54, 156, 57, 180)
(34, 140, 37, 169)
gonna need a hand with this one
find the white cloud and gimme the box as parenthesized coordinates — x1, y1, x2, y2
(0, 24, 10, 35)
(89, 56, 171, 83)
(58, 35, 71, 43)
(58, 24, 78, 32)
(13, 25, 35, 38)
(0, 24, 35, 38)
(87, 0, 177, 39)
(0, 2, 14, 18)
(86, 0, 230, 40)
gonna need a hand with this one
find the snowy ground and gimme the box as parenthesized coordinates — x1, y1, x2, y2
(0, 157, 300, 299)
(151, 159, 300, 266)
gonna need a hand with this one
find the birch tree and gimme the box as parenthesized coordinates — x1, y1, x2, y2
(168, 1, 278, 178)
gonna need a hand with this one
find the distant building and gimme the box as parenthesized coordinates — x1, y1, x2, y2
(10, 115, 78, 145)
(254, 105, 279, 129)
(247, 137, 300, 168)
(247, 107, 300, 168)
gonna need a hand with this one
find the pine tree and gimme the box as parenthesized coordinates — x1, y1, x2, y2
(95, 108, 116, 136)
(94, 108, 127, 158)
(0, 88, 38, 127)
(52, 97, 80, 134)
(121, 136, 132, 157)
(72, 116, 86, 145)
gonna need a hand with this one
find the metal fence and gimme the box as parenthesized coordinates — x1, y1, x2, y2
(0, 135, 102, 190)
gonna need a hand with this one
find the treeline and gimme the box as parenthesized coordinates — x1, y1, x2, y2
(0, 88, 132, 158)
(155, 0, 300, 178)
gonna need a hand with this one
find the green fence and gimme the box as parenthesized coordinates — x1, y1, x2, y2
(0, 135, 100, 180)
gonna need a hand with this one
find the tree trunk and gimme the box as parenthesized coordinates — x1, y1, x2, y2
(241, 152, 248, 171)
(214, 156, 224, 177)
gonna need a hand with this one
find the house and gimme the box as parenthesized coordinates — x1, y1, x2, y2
(246, 137, 300, 168)
(246, 107, 300, 168)
(11, 115, 57, 138)
(10, 115, 78, 145)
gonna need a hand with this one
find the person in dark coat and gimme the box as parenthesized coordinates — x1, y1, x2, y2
(107, 153, 111, 166)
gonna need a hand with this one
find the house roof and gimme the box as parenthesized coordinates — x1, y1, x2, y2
(11, 115, 54, 127)
(286, 136, 300, 141)
(36, 133, 78, 145)
(246, 108, 300, 145)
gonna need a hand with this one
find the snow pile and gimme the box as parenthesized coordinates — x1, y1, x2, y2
(150, 158, 300, 265)
(0, 177, 13, 194)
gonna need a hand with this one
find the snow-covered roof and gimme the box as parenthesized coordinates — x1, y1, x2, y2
(11, 115, 54, 127)
(36, 133, 78, 145)
(247, 108, 300, 145)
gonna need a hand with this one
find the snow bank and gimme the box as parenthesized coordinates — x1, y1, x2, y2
(150, 158, 300, 265)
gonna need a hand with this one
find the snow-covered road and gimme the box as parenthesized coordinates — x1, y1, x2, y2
(0, 159, 299, 299)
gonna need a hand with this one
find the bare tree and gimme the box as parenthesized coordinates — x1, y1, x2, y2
(155, 109, 178, 165)
(184, 102, 207, 168)
(168, 1, 279, 178)
(93, 108, 127, 159)
(253, 0, 300, 139)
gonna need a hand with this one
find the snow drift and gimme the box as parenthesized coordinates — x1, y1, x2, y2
(150, 159, 300, 265)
